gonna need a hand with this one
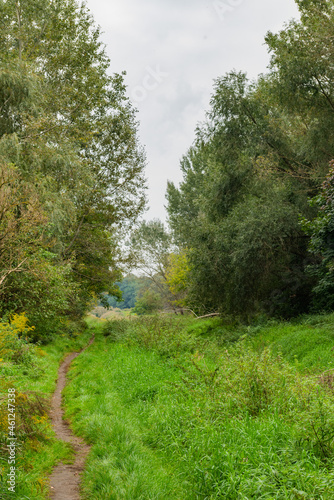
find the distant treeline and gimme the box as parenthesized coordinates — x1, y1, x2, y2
(101, 275, 150, 310)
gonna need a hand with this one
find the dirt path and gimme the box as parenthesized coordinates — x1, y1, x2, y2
(48, 337, 94, 500)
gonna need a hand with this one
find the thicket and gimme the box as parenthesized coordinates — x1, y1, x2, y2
(166, 0, 334, 319)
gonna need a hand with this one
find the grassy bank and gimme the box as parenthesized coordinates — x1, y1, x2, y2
(0, 318, 92, 499)
(249, 313, 334, 372)
(63, 314, 334, 499)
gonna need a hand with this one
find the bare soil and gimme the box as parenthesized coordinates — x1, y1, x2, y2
(48, 338, 94, 499)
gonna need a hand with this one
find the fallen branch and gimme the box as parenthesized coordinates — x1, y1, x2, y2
(196, 313, 220, 320)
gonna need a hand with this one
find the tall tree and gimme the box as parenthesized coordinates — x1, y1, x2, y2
(0, 0, 146, 336)
(166, 0, 334, 317)
(128, 219, 184, 312)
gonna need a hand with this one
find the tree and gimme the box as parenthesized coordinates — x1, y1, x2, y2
(0, 162, 46, 288)
(101, 275, 149, 310)
(128, 219, 172, 298)
(301, 160, 334, 311)
(166, 3, 334, 317)
(132, 289, 163, 316)
(127, 219, 188, 312)
(264, 0, 334, 177)
(0, 0, 146, 336)
(165, 251, 191, 309)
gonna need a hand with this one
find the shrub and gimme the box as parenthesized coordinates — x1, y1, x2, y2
(0, 253, 78, 342)
(0, 381, 50, 457)
(127, 316, 200, 356)
(132, 290, 163, 315)
(0, 313, 37, 366)
(102, 319, 130, 342)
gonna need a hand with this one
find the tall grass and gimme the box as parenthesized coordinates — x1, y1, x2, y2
(0, 321, 92, 499)
(249, 313, 334, 372)
(64, 314, 334, 499)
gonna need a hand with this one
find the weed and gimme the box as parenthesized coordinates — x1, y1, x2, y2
(102, 319, 130, 342)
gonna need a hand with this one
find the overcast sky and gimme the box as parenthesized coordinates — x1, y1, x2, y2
(85, 0, 300, 221)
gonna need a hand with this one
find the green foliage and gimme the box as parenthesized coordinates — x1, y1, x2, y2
(127, 315, 199, 356)
(128, 220, 181, 311)
(166, 1, 334, 317)
(102, 275, 149, 310)
(129, 219, 172, 276)
(165, 251, 191, 307)
(132, 290, 163, 316)
(0, 0, 146, 337)
(168, 142, 313, 317)
(265, 0, 334, 171)
(0, 313, 37, 367)
(249, 312, 334, 371)
(301, 161, 334, 311)
(102, 318, 130, 342)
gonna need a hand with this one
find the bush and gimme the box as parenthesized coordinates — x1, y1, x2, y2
(0, 382, 50, 457)
(0, 252, 79, 342)
(301, 161, 334, 313)
(126, 316, 200, 357)
(132, 290, 163, 315)
(0, 313, 38, 366)
(102, 319, 130, 342)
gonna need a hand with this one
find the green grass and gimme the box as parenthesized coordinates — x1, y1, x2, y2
(4, 312, 334, 499)
(63, 314, 334, 499)
(248, 313, 334, 372)
(65, 340, 187, 499)
(0, 328, 92, 499)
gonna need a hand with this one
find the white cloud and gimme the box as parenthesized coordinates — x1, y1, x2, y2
(86, 0, 300, 221)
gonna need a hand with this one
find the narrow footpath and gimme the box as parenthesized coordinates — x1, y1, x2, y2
(48, 337, 94, 500)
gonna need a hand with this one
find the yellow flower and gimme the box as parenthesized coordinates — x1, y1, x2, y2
(11, 312, 35, 333)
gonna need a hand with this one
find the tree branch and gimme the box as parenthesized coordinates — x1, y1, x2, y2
(0, 256, 29, 288)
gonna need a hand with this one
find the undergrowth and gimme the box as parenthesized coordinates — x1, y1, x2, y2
(64, 313, 334, 499)
(3, 312, 334, 498)
(0, 313, 91, 499)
